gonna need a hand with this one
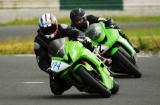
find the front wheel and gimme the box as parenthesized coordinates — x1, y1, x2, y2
(112, 50, 142, 78)
(111, 81, 119, 94)
(76, 66, 112, 97)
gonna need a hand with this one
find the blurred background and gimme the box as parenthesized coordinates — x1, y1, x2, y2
(0, 0, 160, 22)
(0, 0, 160, 54)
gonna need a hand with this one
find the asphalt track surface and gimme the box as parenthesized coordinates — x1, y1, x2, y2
(0, 55, 160, 105)
(0, 22, 160, 40)
(0, 25, 37, 40)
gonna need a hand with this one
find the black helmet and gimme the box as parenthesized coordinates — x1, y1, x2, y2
(70, 8, 87, 27)
(70, 8, 85, 21)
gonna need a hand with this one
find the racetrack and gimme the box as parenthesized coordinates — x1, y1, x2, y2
(0, 22, 160, 40)
(0, 55, 160, 105)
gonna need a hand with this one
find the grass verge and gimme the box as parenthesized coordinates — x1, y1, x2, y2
(0, 36, 160, 55)
(0, 38, 34, 54)
(0, 16, 160, 26)
(123, 27, 160, 37)
(130, 36, 160, 52)
(0, 22, 160, 54)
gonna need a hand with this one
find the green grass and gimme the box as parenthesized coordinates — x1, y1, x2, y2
(123, 27, 160, 52)
(0, 16, 160, 54)
(130, 36, 160, 52)
(0, 26, 160, 54)
(0, 17, 70, 26)
(0, 35, 159, 54)
(105, 16, 160, 23)
(0, 16, 160, 26)
(0, 38, 34, 54)
(123, 27, 160, 37)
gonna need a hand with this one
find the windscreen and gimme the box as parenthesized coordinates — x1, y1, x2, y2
(48, 38, 65, 58)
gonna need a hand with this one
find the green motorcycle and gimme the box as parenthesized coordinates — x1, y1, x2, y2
(48, 38, 119, 97)
(85, 22, 142, 78)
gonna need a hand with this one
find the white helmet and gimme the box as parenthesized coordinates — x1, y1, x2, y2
(39, 13, 58, 38)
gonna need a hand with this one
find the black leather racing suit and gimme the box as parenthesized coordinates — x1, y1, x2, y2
(34, 24, 80, 73)
(34, 24, 82, 95)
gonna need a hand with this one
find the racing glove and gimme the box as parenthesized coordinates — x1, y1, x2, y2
(98, 18, 120, 29)
(82, 37, 95, 51)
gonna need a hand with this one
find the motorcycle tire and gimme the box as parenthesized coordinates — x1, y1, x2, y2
(111, 81, 119, 94)
(112, 50, 142, 78)
(76, 66, 112, 98)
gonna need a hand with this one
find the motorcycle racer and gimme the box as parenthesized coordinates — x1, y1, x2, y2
(70, 8, 140, 53)
(34, 13, 85, 95)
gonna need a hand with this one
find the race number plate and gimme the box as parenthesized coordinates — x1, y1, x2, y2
(51, 60, 70, 73)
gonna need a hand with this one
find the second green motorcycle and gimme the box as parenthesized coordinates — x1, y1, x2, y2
(85, 22, 142, 78)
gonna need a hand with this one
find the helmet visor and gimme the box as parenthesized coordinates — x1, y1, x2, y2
(73, 17, 85, 26)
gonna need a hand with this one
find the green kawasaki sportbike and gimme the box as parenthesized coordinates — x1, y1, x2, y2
(85, 22, 142, 78)
(48, 38, 119, 97)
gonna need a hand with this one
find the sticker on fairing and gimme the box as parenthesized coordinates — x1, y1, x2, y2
(51, 60, 70, 73)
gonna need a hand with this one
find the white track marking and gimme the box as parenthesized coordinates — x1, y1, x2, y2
(21, 82, 45, 84)
(137, 54, 153, 58)
(15, 54, 35, 57)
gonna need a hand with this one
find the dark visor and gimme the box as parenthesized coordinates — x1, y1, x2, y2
(41, 24, 56, 35)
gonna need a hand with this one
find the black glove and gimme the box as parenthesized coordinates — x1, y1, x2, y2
(104, 18, 112, 27)
(99, 18, 120, 29)
(98, 18, 112, 27)
(68, 27, 85, 41)
(82, 37, 95, 51)
(68, 34, 78, 41)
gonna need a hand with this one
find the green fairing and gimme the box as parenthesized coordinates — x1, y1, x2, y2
(117, 36, 136, 57)
(73, 46, 113, 89)
(110, 47, 119, 56)
(92, 22, 136, 57)
(51, 39, 114, 90)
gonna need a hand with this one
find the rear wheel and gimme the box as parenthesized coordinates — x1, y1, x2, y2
(112, 50, 142, 78)
(76, 66, 112, 97)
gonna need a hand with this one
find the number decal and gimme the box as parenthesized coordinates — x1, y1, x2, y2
(51, 62, 61, 70)
(51, 60, 70, 73)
